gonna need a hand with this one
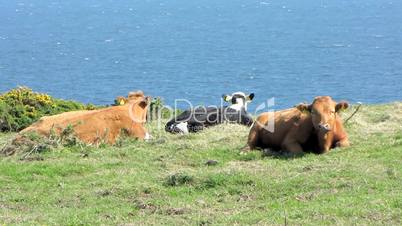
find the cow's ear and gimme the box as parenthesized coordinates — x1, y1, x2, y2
(139, 97, 151, 109)
(336, 101, 349, 112)
(296, 103, 312, 113)
(139, 101, 148, 109)
(222, 95, 232, 102)
(247, 93, 255, 101)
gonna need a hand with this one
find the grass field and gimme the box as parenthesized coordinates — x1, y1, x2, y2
(0, 103, 401, 225)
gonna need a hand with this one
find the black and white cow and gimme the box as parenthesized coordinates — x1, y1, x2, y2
(165, 92, 255, 134)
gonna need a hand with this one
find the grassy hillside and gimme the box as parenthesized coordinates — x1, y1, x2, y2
(0, 103, 401, 225)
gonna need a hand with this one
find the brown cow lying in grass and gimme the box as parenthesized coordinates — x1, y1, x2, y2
(246, 96, 350, 154)
(21, 91, 151, 145)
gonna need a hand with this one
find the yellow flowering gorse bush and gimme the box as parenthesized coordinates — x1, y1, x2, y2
(0, 87, 97, 132)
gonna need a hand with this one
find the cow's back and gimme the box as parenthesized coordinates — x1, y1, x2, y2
(21, 106, 133, 144)
(71, 107, 130, 143)
(253, 108, 312, 149)
(21, 110, 94, 135)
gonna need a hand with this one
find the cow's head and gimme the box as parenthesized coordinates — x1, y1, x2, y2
(297, 96, 348, 152)
(297, 96, 349, 133)
(128, 91, 145, 103)
(127, 91, 152, 140)
(114, 91, 145, 106)
(127, 91, 151, 124)
(222, 92, 255, 111)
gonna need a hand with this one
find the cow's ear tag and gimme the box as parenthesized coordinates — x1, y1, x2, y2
(115, 96, 127, 106)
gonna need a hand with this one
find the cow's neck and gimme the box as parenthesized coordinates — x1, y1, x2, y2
(333, 117, 346, 142)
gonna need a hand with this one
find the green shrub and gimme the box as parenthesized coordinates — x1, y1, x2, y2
(149, 97, 182, 120)
(0, 87, 97, 132)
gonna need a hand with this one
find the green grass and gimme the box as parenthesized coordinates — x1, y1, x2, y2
(1, 103, 401, 225)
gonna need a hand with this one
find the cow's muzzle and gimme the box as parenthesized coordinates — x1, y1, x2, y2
(318, 123, 331, 132)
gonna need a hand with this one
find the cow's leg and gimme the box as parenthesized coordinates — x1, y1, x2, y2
(175, 122, 190, 134)
(246, 128, 259, 151)
(335, 137, 350, 148)
(281, 140, 303, 154)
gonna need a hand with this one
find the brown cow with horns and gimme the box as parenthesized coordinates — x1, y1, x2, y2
(246, 96, 350, 154)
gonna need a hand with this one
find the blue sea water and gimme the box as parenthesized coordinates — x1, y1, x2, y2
(1, 0, 401, 111)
